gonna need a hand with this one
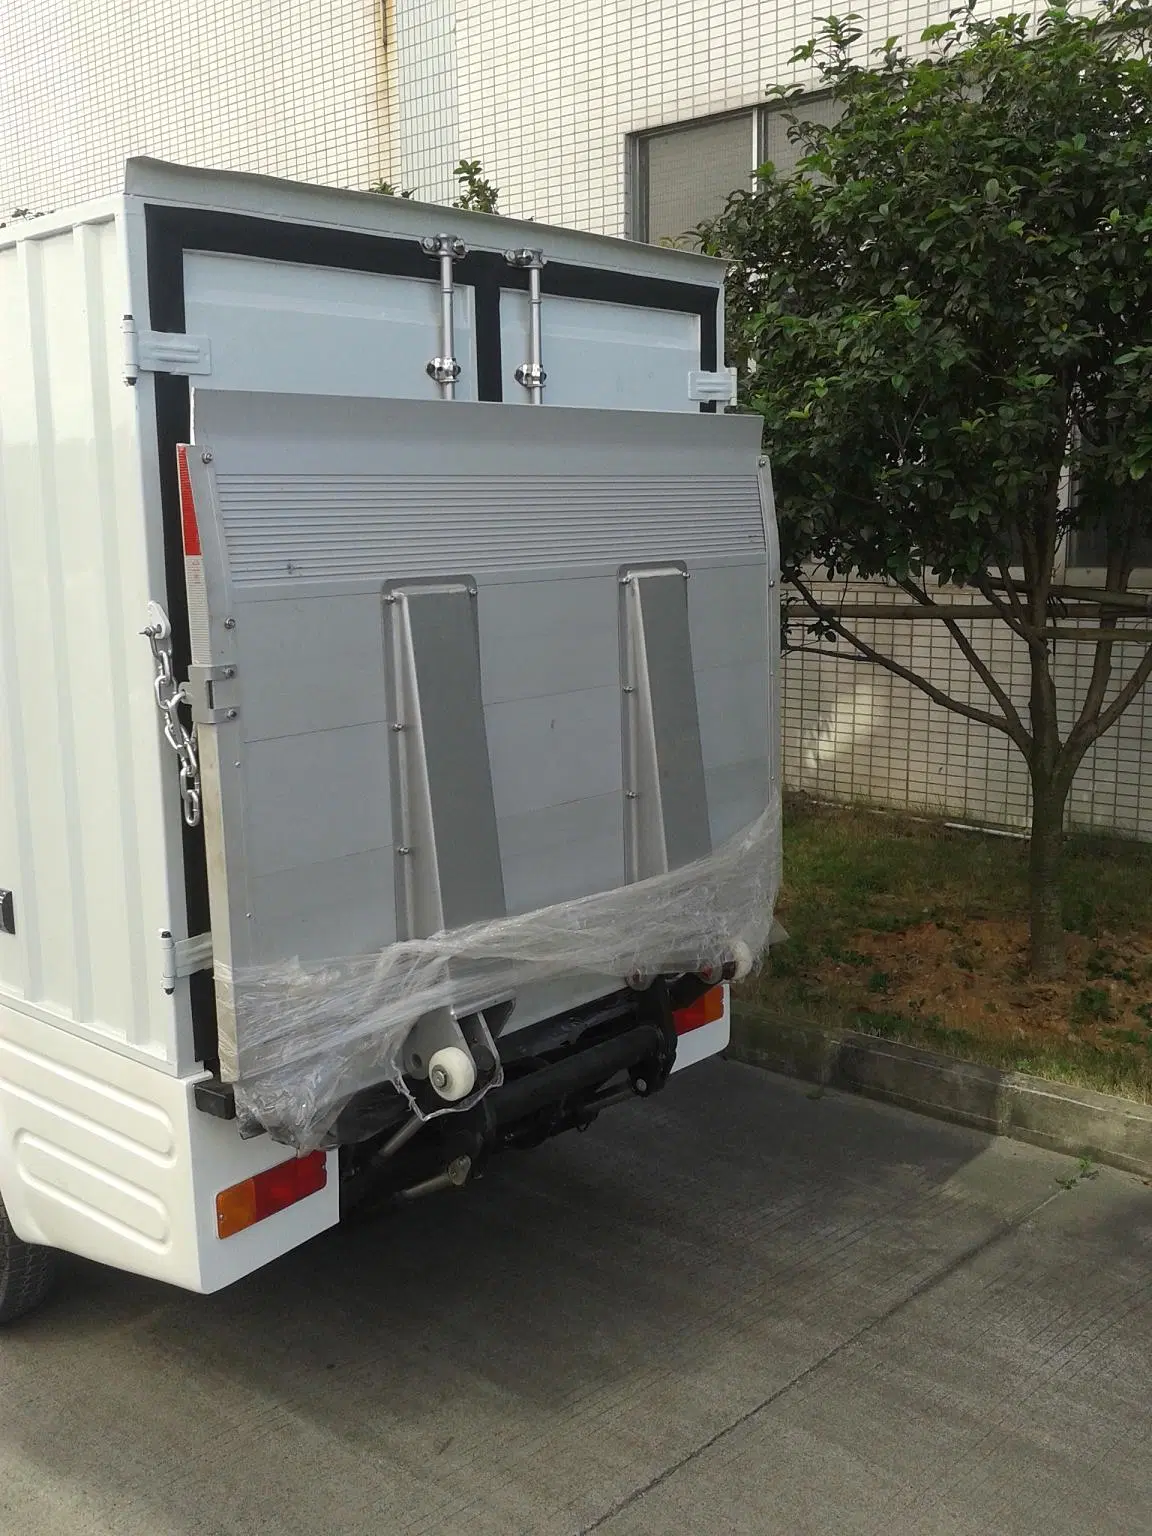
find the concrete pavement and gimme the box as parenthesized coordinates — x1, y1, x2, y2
(1, 1060, 1150, 1535)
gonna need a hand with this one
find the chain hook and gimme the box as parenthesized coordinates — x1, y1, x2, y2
(141, 603, 202, 827)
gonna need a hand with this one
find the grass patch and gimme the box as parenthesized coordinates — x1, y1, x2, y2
(741, 796, 1152, 1103)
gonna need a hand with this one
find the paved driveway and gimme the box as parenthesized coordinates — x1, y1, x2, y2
(2, 1061, 1150, 1536)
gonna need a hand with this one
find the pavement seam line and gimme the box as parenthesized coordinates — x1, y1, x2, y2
(575, 1184, 1066, 1535)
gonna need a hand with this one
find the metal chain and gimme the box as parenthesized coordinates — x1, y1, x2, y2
(141, 602, 201, 827)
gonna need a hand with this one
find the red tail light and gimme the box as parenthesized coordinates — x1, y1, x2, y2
(216, 1151, 328, 1239)
(673, 984, 725, 1034)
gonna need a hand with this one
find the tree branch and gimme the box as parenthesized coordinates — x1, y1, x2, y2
(1062, 513, 1140, 772)
(789, 575, 1024, 742)
(1089, 642, 1152, 744)
(783, 641, 874, 663)
(996, 562, 1030, 624)
(972, 569, 1044, 649)
(893, 576, 1030, 748)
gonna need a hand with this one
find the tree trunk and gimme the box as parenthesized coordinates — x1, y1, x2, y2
(1027, 773, 1069, 979)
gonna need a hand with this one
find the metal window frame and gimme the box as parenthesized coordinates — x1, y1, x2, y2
(626, 106, 759, 244)
(627, 90, 843, 243)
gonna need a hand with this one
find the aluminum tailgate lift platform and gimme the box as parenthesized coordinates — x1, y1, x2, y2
(180, 391, 772, 1138)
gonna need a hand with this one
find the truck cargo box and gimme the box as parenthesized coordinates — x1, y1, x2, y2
(0, 160, 780, 1310)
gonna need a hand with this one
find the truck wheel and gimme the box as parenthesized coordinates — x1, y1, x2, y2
(0, 1194, 57, 1324)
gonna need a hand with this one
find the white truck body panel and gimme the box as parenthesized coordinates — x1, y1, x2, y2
(0, 160, 772, 1292)
(0, 212, 189, 1069)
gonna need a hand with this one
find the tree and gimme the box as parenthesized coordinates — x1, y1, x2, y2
(365, 160, 501, 214)
(451, 159, 500, 213)
(0, 207, 46, 228)
(701, 1, 1152, 978)
(367, 178, 415, 198)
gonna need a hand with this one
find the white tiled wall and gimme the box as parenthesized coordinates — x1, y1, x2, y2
(393, 0, 1030, 231)
(0, 0, 391, 212)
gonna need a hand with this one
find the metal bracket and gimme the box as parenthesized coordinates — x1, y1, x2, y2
(183, 663, 239, 726)
(426, 357, 463, 386)
(514, 361, 547, 391)
(122, 316, 212, 383)
(421, 233, 467, 260)
(688, 368, 737, 405)
(160, 930, 214, 995)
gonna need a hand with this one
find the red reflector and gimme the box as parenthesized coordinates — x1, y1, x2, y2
(176, 444, 202, 556)
(216, 1151, 327, 1239)
(673, 984, 725, 1035)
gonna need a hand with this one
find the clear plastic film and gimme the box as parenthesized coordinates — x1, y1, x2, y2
(215, 795, 782, 1151)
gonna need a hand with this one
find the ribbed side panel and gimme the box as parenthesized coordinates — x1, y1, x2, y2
(215, 473, 765, 584)
(0, 216, 180, 1060)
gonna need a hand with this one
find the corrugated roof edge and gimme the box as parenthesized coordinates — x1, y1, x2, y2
(123, 157, 726, 285)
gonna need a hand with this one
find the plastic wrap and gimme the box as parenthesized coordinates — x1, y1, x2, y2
(216, 795, 782, 1150)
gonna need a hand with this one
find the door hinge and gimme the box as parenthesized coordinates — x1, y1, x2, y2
(688, 367, 737, 405)
(160, 930, 214, 995)
(123, 315, 212, 383)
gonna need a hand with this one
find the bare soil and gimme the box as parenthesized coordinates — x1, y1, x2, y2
(829, 917, 1152, 1055)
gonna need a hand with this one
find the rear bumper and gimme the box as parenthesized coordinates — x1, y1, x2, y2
(0, 982, 730, 1296)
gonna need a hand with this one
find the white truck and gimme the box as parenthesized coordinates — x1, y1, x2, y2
(0, 160, 780, 1320)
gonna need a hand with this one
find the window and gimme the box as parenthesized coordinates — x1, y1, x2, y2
(633, 111, 756, 248)
(631, 94, 843, 247)
(1067, 526, 1152, 572)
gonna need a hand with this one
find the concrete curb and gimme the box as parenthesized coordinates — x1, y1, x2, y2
(729, 1004, 1152, 1179)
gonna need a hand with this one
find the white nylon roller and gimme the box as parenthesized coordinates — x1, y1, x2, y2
(427, 1045, 477, 1103)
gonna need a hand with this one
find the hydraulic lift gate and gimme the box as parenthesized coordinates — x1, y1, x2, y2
(179, 391, 770, 1085)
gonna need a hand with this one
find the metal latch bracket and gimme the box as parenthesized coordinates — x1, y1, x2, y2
(184, 664, 239, 726)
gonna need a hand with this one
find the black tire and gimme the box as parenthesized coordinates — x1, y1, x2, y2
(0, 1192, 57, 1324)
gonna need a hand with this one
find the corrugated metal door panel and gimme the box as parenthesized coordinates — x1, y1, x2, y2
(0, 216, 182, 1061)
